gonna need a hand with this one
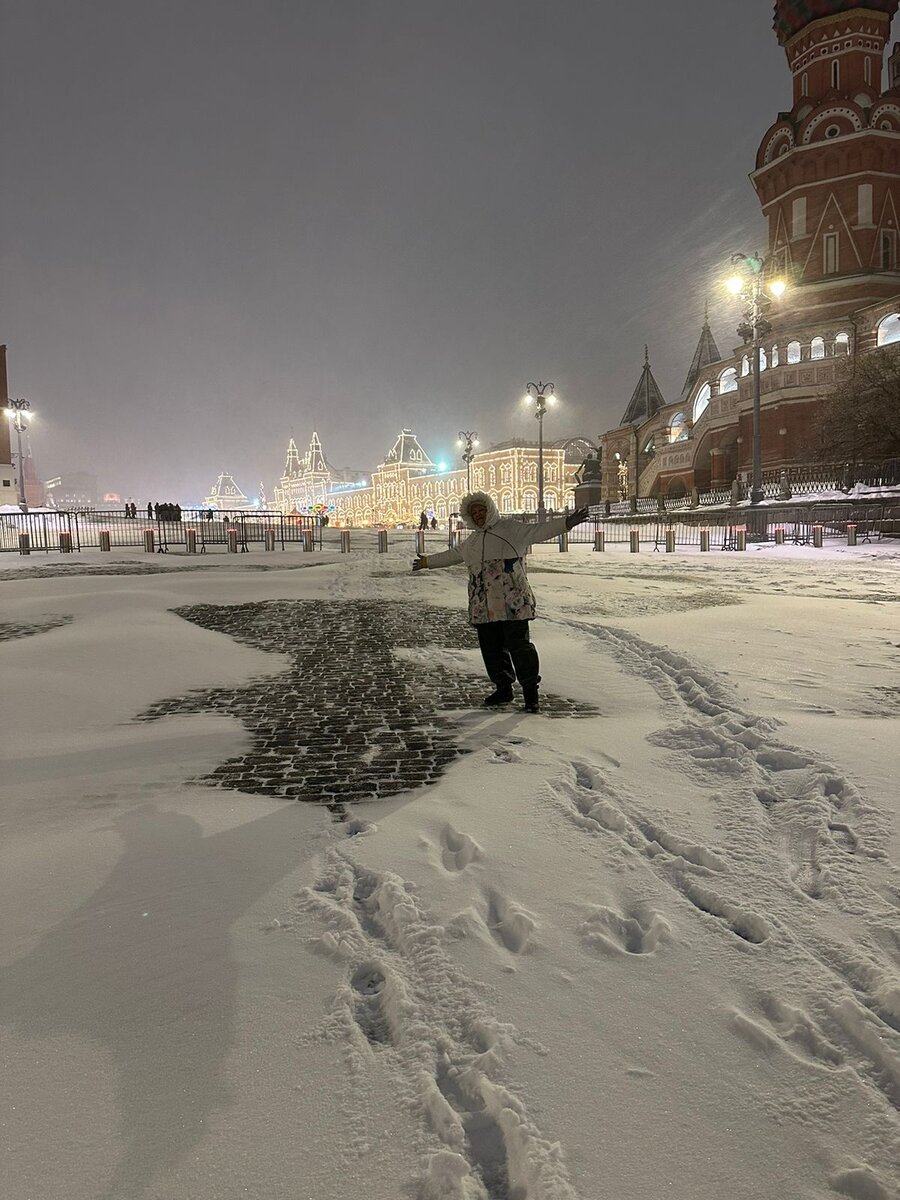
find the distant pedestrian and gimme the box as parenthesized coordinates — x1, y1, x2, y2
(430, 515, 437, 530)
(206, 508, 214, 521)
(418, 511, 428, 531)
(129, 502, 137, 519)
(147, 502, 154, 520)
(412, 491, 588, 712)
(174, 503, 182, 521)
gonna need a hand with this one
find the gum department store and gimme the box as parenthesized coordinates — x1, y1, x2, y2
(267, 1, 900, 525)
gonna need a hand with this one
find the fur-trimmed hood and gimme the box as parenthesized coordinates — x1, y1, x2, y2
(459, 491, 500, 530)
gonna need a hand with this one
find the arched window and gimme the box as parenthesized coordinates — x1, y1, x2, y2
(810, 336, 825, 359)
(523, 462, 537, 483)
(877, 312, 900, 345)
(719, 367, 738, 393)
(770, 344, 780, 367)
(544, 492, 558, 510)
(741, 354, 750, 376)
(501, 463, 512, 485)
(801, 72, 808, 97)
(865, 57, 872, 86)
(831, 59, 840, 89)
(500, 491, 513, 513)
(787, 340, 801, 363)
(522, 490, 538, 512)
(834, 331, 850, 354)
(669, 411, 689, 442)
(693, 383, 711, 423)
(759, 347, 768, 371)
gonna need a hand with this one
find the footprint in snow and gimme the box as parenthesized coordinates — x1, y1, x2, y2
(578, 903, 671, 957)
(484, 889, 536, 954)
(440, 825, 484, 873)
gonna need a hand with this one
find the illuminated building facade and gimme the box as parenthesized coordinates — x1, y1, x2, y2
(600, 0, 900, 499)
(274, 430, 591, 525)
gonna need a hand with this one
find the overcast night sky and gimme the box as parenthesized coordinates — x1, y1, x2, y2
(0, 1, 797, 502)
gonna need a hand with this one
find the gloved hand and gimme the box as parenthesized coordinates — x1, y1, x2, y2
(565, 507, 590, 530)
(412, 557, 427, 572)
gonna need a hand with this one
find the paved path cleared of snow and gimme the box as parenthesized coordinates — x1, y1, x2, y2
(1, 538, 898, 1200)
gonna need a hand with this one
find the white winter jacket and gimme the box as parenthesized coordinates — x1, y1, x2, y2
(421, 492, 568, 624)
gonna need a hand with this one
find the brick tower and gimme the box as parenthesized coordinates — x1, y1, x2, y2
(755, 1, 900, 324)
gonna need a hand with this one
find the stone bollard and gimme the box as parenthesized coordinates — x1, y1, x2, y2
(665, 527, 675, 553)
(227, 528, 238, 553)
(59, 531, 73, 553)
(700, 528, 710, 552)
(415, 530, 426, 556)
(99, 530, 111, 552)
(812, 524, 824, 548)
(340, 529, 350, 553)
(774, 526, 785, 545)
(143, 528, 155, 553)
(558, 530, 568, 552)
(594, 530, 605, 552)
(302, 529, 314, 552)
(735, 526, 747, 552)
(629, 528, 640, 553)
(264, 527, 276, 551)
(377, 529, 388, 553)
(846, 523, 857, 546)
(18, 531, 30, 555)
(186, 527, 197, 553)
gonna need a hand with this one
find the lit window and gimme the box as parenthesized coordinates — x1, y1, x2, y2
(669, 412, 689, 442)
(831, 59, 840, 89)
(719, 367, 738, 393)
(741, 354, 750, 376)
(759, 347, 768, 370)
(801, 72, 808, 97)
(771, 344, 780, 366)
(834, 332, 850, 354)
(811, 336, 825, 359)
(876, 312, 900, 345)
(787, 341, 801, 363)
(693, 384, 711, 423)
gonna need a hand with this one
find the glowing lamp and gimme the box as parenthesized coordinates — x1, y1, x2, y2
(522, 394, 533, 405)
(769, 279, 786, 297)
(725, 275, 744, 296)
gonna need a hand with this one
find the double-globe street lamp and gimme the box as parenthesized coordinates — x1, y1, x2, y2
(5, 399, 33, 511)
(457, 430, 479, 492)
(725, 253, 786, 506)
(522, 381, 557, 521)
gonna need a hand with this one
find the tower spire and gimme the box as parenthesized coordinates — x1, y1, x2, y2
(620, 346, 665, 426)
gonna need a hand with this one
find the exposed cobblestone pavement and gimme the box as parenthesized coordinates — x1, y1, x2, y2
(0, 615, 73, 641)
(137, 599, 599, 814)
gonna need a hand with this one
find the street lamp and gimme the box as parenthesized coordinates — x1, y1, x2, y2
(457, 430, 479, 492)
(5, 399, 33, 511)
(522, 381, 557, 521)
(725, 253, 787, 505)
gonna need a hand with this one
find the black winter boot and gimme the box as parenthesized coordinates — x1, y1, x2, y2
(483, 685, 514, 707)
(522, 681, 540, 713)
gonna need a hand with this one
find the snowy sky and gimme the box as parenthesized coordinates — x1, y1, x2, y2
(0, 0, 795, 500)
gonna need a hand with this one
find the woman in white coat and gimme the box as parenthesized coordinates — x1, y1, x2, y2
(412, 491, 589, 712)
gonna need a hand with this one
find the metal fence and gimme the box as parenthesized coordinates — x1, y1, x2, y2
(0, 509, 323, 554)
(566, 501, 899, 548)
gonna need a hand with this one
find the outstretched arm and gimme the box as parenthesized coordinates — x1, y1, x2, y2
(412, 545, 464, 571)
(521, 508, 591, 547)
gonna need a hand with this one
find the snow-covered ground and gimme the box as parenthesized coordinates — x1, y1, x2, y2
(2, 536, 899, 1200)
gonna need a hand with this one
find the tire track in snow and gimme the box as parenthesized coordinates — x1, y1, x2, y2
(298, 850, 579, 1200)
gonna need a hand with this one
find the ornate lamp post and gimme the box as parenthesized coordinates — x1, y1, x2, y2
(5, 399, 33, 511)
(725, 253, 786, 506)
(523, 381, 557, 521)
(457, 430, 479, 492)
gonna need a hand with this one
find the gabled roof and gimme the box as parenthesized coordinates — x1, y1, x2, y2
(620, 346, 666, 426)
(383, 429, 433, 468)
(206, 473, 248, 502)
(679, 308, 723, 405)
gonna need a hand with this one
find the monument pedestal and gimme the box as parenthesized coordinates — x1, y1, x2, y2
(574, 481, 604, 510)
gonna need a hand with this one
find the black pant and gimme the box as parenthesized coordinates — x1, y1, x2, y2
(475, 620, 540, 688)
